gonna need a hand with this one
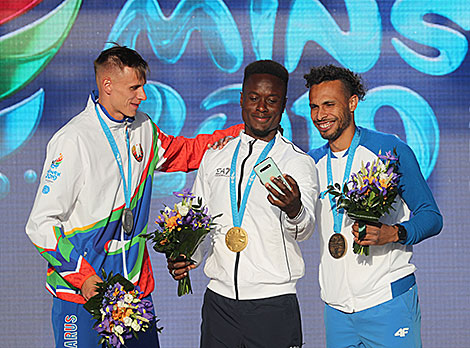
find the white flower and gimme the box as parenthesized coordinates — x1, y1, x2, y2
(117, 300, 126, 308)
(124, 293, 134, 304)
(176, 202, 190, 216)
(131, 320, 141, 331)
(123, 317, 133, 327)
(379, 172, 389, 181)
(113, 325, 124, 335)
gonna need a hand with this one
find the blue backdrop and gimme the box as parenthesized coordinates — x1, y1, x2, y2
(0, 0, 469, 347)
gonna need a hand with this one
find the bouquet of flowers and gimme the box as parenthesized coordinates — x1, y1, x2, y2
(327, 150, 400, 256)
(83, 270, 158, 348)
(143, 189, 218, 296)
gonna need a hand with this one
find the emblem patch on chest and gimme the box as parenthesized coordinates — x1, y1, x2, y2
(132, 144, 144, 162)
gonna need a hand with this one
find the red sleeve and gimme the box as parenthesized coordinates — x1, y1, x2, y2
(156, 123, 243, 172)
(63, 257, 96, 291)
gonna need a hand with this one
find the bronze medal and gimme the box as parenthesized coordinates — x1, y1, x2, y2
(225, 227, 248, 253)
(328, 233, 347, 259)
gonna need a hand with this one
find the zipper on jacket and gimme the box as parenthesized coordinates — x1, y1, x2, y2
(279, 213, 292, 281)
(234, 139, 256, 300)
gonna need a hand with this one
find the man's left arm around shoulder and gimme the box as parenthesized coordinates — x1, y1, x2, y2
(353, 143, 443, 247)
(264, 158, 318, 241)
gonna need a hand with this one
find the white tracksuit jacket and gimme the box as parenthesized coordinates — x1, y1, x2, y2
(192, 131, 319, 300)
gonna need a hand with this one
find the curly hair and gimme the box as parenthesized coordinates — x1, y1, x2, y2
(304, 64, 366, 101)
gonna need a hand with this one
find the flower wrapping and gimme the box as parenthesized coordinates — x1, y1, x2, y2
(83, 270, 159, 348)
(143, 189, 218, 296)
(327, 150, 400, 256)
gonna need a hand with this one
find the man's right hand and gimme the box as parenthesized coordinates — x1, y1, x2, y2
(81, 274, 103, 301)
(167, 256, 196, 281)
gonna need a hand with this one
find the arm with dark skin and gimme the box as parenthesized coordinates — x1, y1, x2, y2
(167, 256, 196, 280)
(264, 174, 302, 218)
(167, 174, 304, 280)
(167, 175, 302, 280)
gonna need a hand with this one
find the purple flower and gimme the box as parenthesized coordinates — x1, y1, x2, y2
(173, 188, 195, 199)
(167, 209, 178, 218)
(201, 215, 211, 226)
(109, 334, 120, 348)
(378, 150, 398, 161)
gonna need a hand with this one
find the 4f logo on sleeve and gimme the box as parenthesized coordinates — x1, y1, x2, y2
(132, 144, 144, 162)
(394, 327, 409, 338)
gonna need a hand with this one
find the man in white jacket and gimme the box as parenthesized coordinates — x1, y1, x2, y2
(305, 64, 442, 348)
(25, 45, 242, 348)
(168, 60, 319, 348)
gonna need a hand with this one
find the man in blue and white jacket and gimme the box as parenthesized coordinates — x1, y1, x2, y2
(304, 64, 443, 348)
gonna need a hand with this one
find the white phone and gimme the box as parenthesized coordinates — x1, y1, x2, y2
(254, 157, 290, 193)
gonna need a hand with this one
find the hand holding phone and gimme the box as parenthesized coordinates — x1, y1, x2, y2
(254, 157, 290, 194)
(254, 157, 302, 218)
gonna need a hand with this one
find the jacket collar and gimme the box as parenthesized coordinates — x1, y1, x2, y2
(90, 91, 135, 127)
(239, 130, 280, 148)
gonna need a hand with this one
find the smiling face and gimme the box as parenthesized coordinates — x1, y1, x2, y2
(240, 73, 286, 142)
(308, 79, 358, 151)
(98, 66, 147, 120)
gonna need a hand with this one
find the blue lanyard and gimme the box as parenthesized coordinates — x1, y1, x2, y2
(230, 136, 276, 227)
(94, 104, 132, 209)
(327, 128, 361, 234)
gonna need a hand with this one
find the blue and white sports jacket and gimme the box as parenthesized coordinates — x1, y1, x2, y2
(309, 126, 442, 313)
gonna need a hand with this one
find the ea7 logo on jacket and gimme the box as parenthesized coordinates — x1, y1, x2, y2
(215, 167, 230, 177)
(132, 144, 144, 162)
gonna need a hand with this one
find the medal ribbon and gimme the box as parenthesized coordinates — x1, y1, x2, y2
(94, 102, 132, 278)
(230, 136, 276, 227)
(94, 104, 132, 210)
(327, 128, 361, 234)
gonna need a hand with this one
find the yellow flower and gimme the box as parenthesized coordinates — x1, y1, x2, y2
(165, 213, 182, 231)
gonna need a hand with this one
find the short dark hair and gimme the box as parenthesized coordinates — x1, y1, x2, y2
(94, 44, 149, 81)
(304, 64, 366, 100)
(243, 60, 289, 93)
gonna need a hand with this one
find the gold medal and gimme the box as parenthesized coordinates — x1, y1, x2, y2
(328, 233, 347, 259)
(225, 227, 248, 252)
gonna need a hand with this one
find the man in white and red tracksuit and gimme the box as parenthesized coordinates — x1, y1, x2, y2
(25, 44, 242, 348)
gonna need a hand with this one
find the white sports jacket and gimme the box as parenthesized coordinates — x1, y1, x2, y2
(309, 127, 442, 313)
(192, 131, 319, 300)
(25, 93, 242, 303)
